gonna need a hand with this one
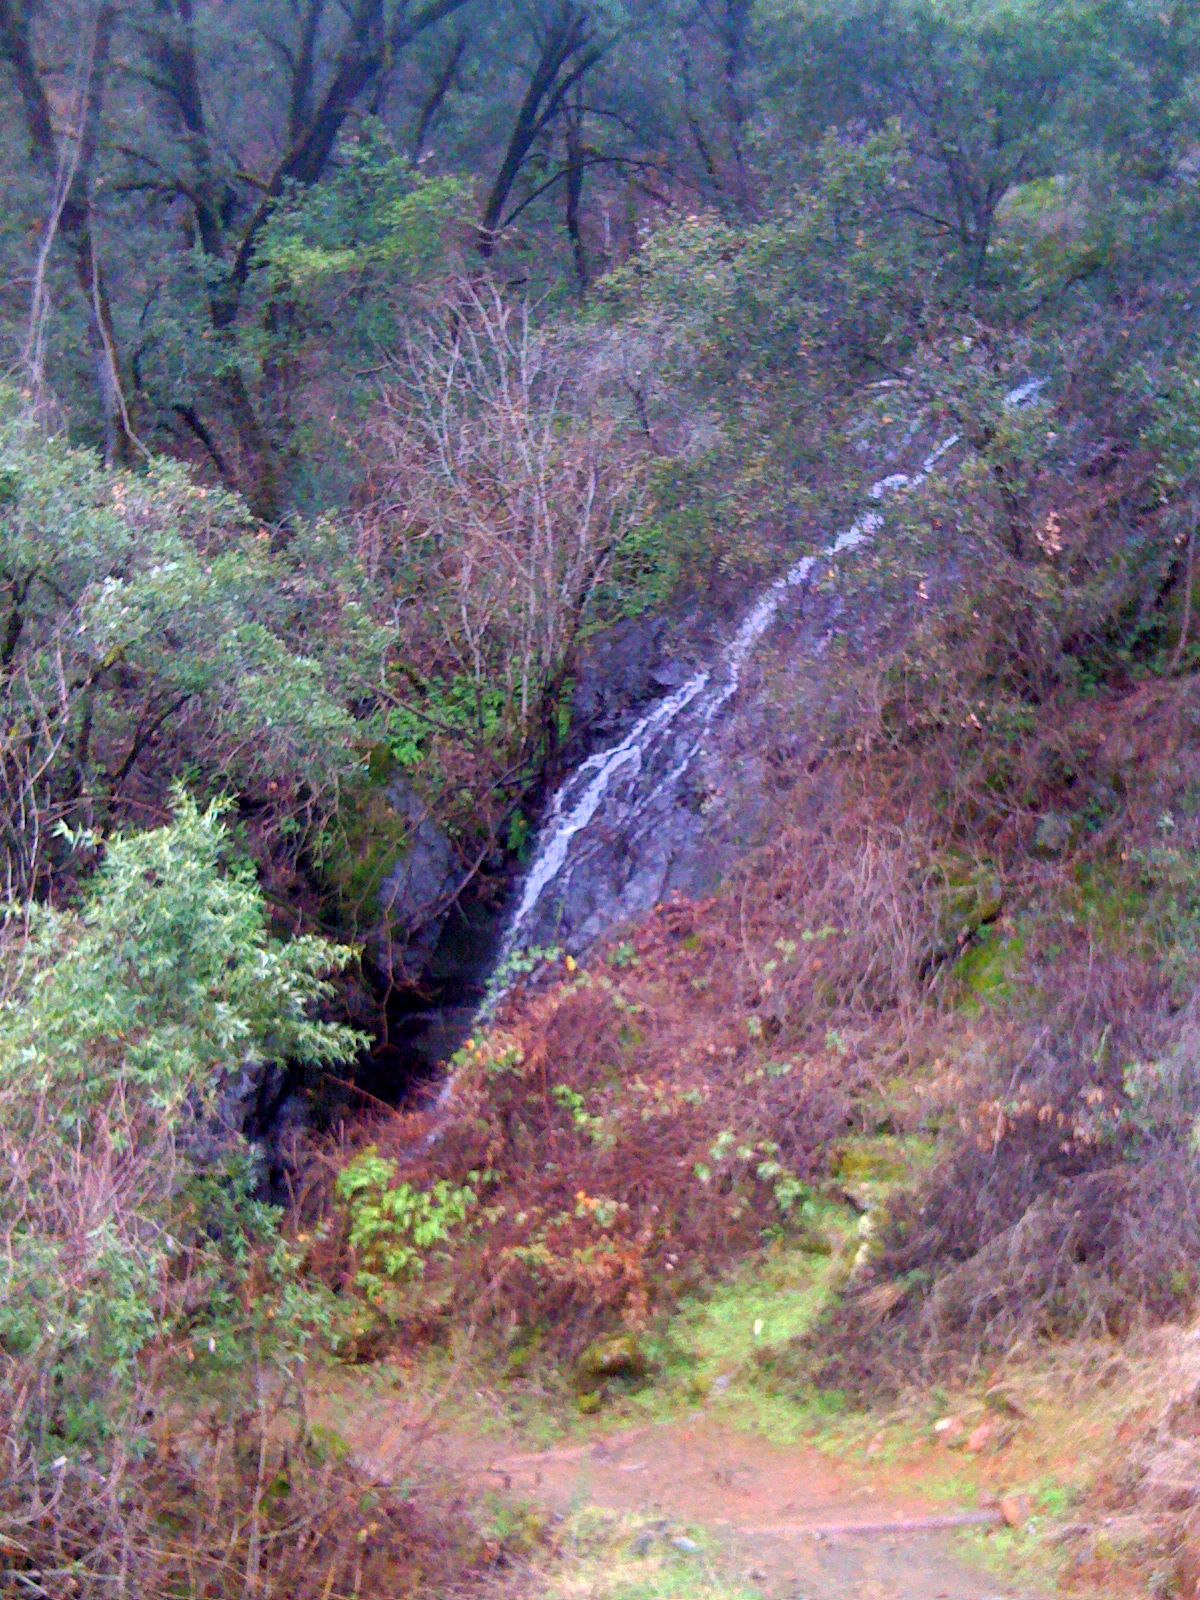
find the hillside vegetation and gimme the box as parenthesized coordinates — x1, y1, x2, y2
(2, 1, 1200, 1596)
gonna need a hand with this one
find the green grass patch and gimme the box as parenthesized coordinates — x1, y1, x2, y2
(834, 1133, 934, 1186)
(955, 925, 1027, 1012)
(613, 1218, 857, 1442)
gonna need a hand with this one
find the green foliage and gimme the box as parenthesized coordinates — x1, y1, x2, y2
(256, 125, 466, 384)
(591, 121, 939, 595)
(0, 790, 363, 1459)
(262, 126, 464, 286)
(0, 396, 384, 894)
(608, 121, 926, 382)
(1144, 353, 1200, 501)
(874, 0, 1093, 282)
(609, 940, 639, 970)
(695, 1128, 814, 1225)
(9, 789, 360, 1125)
(487, 943, 564, 1002)
(553, 1082, 604, 1141)
(335, 1148, 478, 1291)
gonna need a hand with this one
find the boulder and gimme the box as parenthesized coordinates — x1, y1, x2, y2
(933, 856, 1004, 953)
(373, 780, 460, 978)
(575, 1332, 647, 1394)
(1032, 810, 1077, 860)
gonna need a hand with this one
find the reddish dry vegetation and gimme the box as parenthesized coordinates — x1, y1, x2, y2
(301, 771, 1004, 1349)
(4, 1399, 531, 1600)
(306, 877, 876, 1351)
(304, 646, 1200, 1392)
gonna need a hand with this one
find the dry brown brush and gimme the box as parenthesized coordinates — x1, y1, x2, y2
(300, 793, 976, 1354)
(2, 1389, 515, 1599)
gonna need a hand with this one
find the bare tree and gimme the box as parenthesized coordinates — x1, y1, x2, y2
(2, 0, 135, 461)
(374, 275, 646, 758)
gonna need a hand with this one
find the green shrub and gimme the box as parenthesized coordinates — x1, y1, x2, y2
(336, 1148, 478, 1294)
(0, 787, 364, 1462)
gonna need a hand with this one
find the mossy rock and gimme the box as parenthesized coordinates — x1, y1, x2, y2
(322, 784, 413, 926)
(323, 778, 459, 981)
(835, 1138, 911, 1184)
(1032, 811, 1079, 860)
(956, 928, 1026, 1007)
(794, 1225, 834, 1256)
(575, 1332, 647, 1394)
(577, 1390, 605, 1415)
(934, 855, 1004, 951)
(334, 1302, 393, 1364)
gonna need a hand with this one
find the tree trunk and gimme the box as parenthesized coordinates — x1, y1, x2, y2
(478, 3, 600, 255)
(1, 0, 135, 462)
(219, 368, 281, 522)
(564, 82, 588, 297)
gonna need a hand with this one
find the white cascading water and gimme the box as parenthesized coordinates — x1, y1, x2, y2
(419, 386, 1048, 1130)
(499, 668, 712, 943)
(481, 427, 963, 1007)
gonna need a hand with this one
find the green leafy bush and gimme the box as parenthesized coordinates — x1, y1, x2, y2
(0, 393, 386, 897)
(0, 788, 364, 1462)
(336, 1148, 478, 1293)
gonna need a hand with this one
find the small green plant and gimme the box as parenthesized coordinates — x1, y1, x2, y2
(756, 1159, 811, 1217)
(485, 942, 564, 1006)
(694, 1129, 812, 1222)
(507, 810, 531, 856)
(552, 1083, 605, 1142)
(336, 1149, 478, 1290)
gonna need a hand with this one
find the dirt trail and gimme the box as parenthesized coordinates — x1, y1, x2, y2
(322, 1392, 1044, 1600)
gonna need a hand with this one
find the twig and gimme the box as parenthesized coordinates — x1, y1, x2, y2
(1170, 515, 1196, 674)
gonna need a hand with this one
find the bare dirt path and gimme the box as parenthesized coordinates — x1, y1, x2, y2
(320, 1389, 1046, 1600)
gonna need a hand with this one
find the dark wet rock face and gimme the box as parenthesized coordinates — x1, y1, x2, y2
(515, 694, 752, 956)
(569, 614, 674, 751)
(505, 607, 821, 962)
(373, 781, 460, 981)
(484, 428, 967, 998)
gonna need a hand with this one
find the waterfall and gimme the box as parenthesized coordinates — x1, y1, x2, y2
(481, 428, 963, 1009)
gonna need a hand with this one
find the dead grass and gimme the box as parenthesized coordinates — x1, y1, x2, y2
(1, 1385, 534, 1599)
(4, 1373, 542, 1600)
(297, 776, 998, 1358)
(301, 881, 875, 1352)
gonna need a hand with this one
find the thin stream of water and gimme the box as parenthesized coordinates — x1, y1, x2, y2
(483, 428, 962, 1005)
(421, 383, 1048, 1130)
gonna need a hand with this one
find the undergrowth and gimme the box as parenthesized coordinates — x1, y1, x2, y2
(300, 333, 1200, 1591)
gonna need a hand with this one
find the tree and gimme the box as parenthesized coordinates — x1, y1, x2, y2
(1079, 0, 1200, 183)
(0, 388, 381, 898)
(121, 0, 478, 514)
(0, 0, 480, 512)
(1146, 355, 1200, 672)
(819, 0, 1086, 286)
(370, 275, 647, 761)
(680, 0, 758, 216)
(461, 1, 677, 288)
(0, 0, 135, 460)
(477, 2, 605, 256)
